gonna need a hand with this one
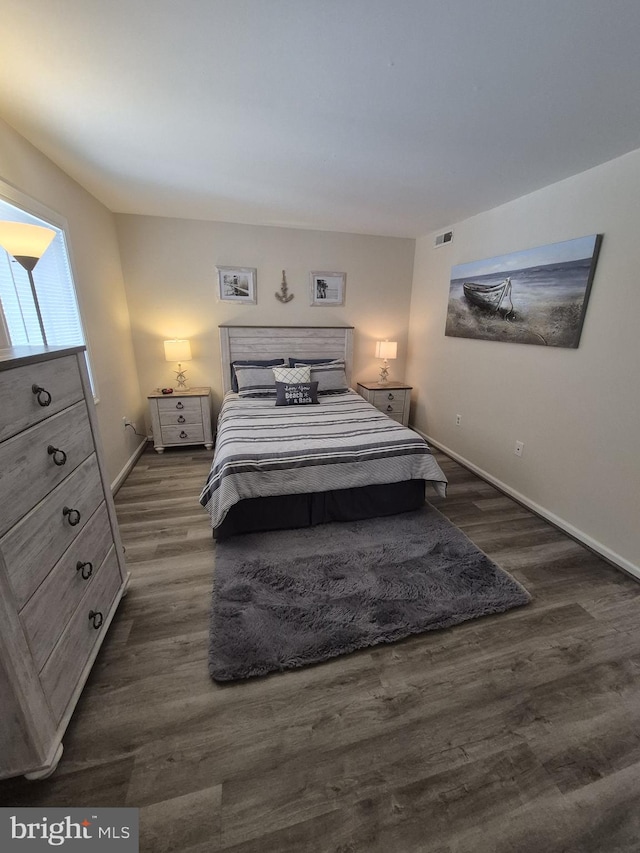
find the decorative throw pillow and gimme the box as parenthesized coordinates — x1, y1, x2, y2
(296, 359, 348, 394)
(287, 357, 335, 367)
(234, 365, 278, 397)
(231, 358, 284, 392)
(272, 364, 311, 384)
(275, 381, 319, 406)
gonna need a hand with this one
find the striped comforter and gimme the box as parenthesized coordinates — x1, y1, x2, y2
(199, 390, 448, 528)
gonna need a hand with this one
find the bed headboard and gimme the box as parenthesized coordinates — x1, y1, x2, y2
(219, 325, 354, 393)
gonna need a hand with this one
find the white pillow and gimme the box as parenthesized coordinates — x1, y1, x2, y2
(272, 365, 311, 384)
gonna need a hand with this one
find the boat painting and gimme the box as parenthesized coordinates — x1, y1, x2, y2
(463, 278, 514, 317)
(445, 235, 602, 347)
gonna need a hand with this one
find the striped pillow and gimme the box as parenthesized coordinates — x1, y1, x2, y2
(234, 365, 278, 397)
(296, 359, 348, 394)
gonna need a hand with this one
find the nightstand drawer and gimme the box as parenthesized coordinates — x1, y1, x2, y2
(161, 424, 205, 444)
(371, 389, 408, 409)
(155, 397, 202, 417)
(0, 354, 84, 443)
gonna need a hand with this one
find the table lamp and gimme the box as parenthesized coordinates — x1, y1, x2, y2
(375, 340, 397, 385)
(164, 339, 192, 389)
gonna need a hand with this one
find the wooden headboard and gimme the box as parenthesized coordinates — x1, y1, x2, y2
(219, 325, 354, 393)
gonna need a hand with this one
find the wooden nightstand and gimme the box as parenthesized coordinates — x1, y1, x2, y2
(148, 387, 214, 453)
(356, 381, 412, 426)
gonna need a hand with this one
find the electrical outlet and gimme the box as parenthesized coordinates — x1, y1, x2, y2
(122, 417, 132, 429)
(514, 440, 524, 457)
(455, 413, 462, 426)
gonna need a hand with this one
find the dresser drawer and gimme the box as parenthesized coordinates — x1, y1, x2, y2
(371, 389, 408, 410)
(1, 455, 105, 608)
(156, 397, 202, 418)
(158, 409, 202, 427)
(161, 424, 205, 444)
(20, 505, 114, 671)
(0, 354, 84, 442)
(40, 547, 122, 723)
(0, 402, 94, 537)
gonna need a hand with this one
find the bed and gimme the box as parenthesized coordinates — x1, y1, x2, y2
(200, 325, 447, 538)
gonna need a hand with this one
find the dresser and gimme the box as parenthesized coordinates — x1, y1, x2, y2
(356, 381, 412, 426)
(148, 387, 213, 453)
(0, 346, 128, 780)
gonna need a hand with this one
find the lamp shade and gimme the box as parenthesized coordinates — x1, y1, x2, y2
(375, 340, 397, 360)
(164, 339, 192, 363)
(0, 221, 56, 261)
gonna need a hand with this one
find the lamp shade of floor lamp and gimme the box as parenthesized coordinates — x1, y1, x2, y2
(164, 339, 192, 389)
(0, 221, 56, 345)
(375, 340, 397, 384)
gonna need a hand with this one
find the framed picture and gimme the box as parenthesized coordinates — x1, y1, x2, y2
(216, 266, 257, 304)
(310, 271, 346, 306)
(445, 234, 602, 348)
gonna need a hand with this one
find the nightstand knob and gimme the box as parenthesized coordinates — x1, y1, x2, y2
(179, 430, 188, 439)
(387, 393, 394, 401)
(177, 415, 186, 423)
(386, 405, 393, 412)
(176, 402, 184, 409)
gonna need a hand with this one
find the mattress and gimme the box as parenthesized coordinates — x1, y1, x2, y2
(199, 389, 447, 530)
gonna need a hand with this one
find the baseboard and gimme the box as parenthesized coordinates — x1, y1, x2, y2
(111, 438, 149, 495)
(415, 428, 640, 582)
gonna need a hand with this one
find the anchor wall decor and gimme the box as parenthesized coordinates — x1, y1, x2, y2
(275, 270, 294, 303)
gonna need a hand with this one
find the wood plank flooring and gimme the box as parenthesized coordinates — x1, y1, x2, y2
(2, 445, 640, 852)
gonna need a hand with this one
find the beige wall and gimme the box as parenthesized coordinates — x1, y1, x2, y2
(407, 149, 640, 575)
(115, 214, 415, 414)
(0, 119, 144, 485)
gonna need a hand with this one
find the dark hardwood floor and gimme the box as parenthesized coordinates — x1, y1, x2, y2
(2, 444, 640, 852)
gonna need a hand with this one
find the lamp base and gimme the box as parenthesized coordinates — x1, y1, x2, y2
(378, 361, 390, 385)
(175, 364, 189, 390)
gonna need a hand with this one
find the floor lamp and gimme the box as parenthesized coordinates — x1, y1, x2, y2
(0, 221, 56, 345)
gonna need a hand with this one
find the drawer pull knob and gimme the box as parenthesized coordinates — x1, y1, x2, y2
(88, 610, 103, 630)
(177, 415, 186, 423)
(32, 384, 52, 407)
(386, 405, 393, 411)
(48, 445, 67, 466)
(76, 560, 93, 580)
(176, 402, 184, 410)
(63, 506, 81, 526)
(387, 393, 395, 401)
(179, 430, 188, 439)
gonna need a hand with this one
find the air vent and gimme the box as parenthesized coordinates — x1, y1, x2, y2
(434, 230, 453, 248)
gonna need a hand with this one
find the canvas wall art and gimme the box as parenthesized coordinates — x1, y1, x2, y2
(445, 235, 602, 347)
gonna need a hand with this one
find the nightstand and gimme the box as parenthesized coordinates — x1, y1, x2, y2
(148, 387, 214, 453)
(356, 381, 412, 426)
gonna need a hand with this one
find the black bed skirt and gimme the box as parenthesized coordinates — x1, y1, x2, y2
(214, 479, 426, 540)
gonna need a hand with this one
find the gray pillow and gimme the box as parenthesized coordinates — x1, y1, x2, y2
(296, 359, 348, 394)
(234, 365, 278, 397)
(231, 358, 284, 392)
(275, 381, 319, 406)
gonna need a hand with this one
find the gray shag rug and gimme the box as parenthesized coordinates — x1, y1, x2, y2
(209, 503, 531, 681)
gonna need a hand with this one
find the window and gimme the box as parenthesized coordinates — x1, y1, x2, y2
(0, 188, 94, 390)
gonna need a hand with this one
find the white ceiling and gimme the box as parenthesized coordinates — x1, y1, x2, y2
(2, 0, 640, 238)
